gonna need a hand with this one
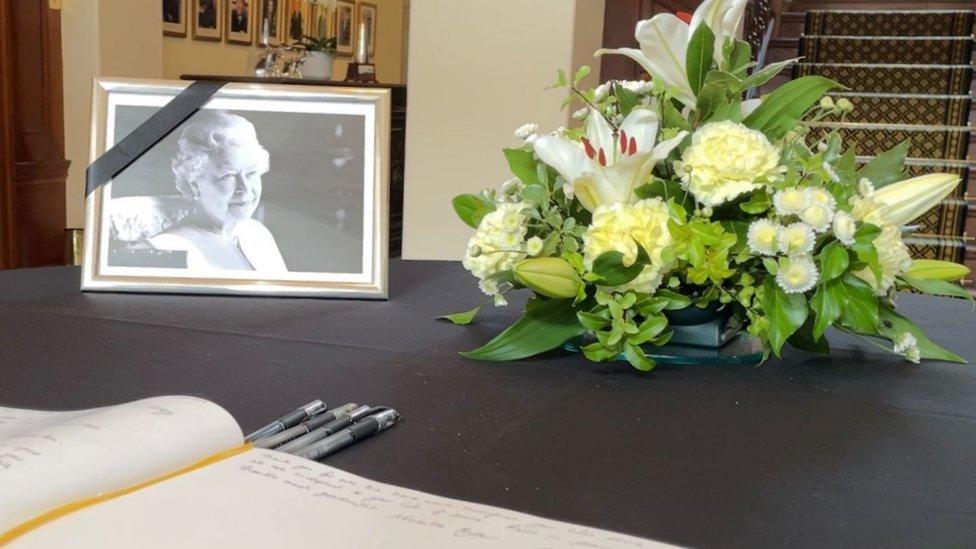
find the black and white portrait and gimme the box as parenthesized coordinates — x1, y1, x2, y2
(162, 0, 187, 37)
(84, 80, 390, 299)
(226, 0, 253, 44)
(193, 0, 223, 40)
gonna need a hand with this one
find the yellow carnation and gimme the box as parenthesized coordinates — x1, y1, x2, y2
(582, 199, 673, 294)
(679, 121, 784, 207)
(855, 225, 912, 295)
(462, 202, 529, 282)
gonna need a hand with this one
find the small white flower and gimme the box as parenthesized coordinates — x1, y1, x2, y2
(858, 177, 875, 197)
(805, 187, 837, 210)
(562, 182, 575, 200)
(526, 236, 544, 256)
(593, 83, 610, 101)
(778, 222, 816, 255)
(501, 177, 523, 196)
(905, 347, 921, 364)
(823, 161, 840, 182)
(747, 219, 781, 256)
(619, 79, 654, 94)
(773, 187, 809, 216)
(514, 123, 538, 141)
(893, 332, 918, 354)
(832, 211, 856, 246)
(801, 203, 833, 232)
(572, 107, 588, 121)
(698, 206, 714, 218)
(493, 293, 509, 307)
(776, 255, 819, 294)
(479, 278, 499, 296)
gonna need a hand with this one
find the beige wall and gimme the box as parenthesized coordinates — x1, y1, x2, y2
(62, 0, 163, 229)
(162, 0, 405, 84)
(401, 0, 605, 260)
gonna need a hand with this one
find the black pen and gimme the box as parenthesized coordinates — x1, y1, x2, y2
(296, 408, 400, 461)
(244, 400, 326, 442)
(275, 405, 374, 454)
(252, 402, 360, 449)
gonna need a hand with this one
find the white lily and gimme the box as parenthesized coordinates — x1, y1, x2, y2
(595, 0, 747, 108)
(862, 173, 960, 227)
(533, 107, 687, 212)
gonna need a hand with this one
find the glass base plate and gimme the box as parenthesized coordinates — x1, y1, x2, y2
(562, 332, 764, 366)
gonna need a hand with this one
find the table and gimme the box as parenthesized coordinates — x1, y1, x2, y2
(1, 261, 974, 548)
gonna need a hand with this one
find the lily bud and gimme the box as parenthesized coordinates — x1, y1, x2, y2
(872, 173, 960, 226)
(513, 257, 582, 299)
(904, 259, 971, 281)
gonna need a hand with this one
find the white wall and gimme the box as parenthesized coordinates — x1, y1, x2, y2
(401, 0, 604, 260)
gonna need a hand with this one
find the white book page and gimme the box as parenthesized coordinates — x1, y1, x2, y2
(0, 396, 243, 533)
(10, 448, 678, 549)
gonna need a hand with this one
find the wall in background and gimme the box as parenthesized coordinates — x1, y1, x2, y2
(62, 0, 163, 229)
(401, 0, 605, 260)
(162, 0, 406, 84)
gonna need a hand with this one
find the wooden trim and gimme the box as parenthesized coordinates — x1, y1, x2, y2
(0, 0, 18, 268)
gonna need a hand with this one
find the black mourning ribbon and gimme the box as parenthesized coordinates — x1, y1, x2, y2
(85, 80, 227, 196)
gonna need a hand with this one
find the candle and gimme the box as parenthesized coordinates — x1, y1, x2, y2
(355, 20, 368, 64)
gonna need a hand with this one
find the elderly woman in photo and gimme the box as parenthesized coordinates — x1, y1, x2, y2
(148, 112, 288, 272)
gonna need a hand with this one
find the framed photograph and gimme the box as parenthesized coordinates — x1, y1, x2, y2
(225, 0, 254, 45)
(334, 0, 354, 56)
(82, 79, 391, 299)
(283, 0, 312, 46)
(162, 0, 188, 37)
(307, 3, 331, 41)
(192, 0, 224, 41)
(357, 2, 376, 57)
(256, 0, 282, 45)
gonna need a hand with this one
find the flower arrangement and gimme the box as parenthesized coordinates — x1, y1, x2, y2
(442, 0, 972, 370)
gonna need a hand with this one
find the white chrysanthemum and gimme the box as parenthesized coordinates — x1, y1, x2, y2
(514, 123, 538, 141)
(805, 187, 837, 210)
(832, 211, 856, 246)
(526, 236, 544, 256)
(773, 187, 809, 216)
(801, 203, 834, 232)
(582, 199, 673, 294)
(823, 161, 840, 182)
(858, 177, 875, 197)
(679, 121, 784, 207)
(854, 224, 912, 295)
(462, 202, 530, 282)
(776, 255, 819, 294)
(747, 219, 780, 256)
(778, 222, 816, 255)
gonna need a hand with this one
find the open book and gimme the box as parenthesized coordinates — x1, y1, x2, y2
(0, 396, 672, 548)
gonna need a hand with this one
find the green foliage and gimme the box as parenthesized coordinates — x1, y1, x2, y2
(588, 245, 650, 286)
(877, 304, 967, 363)
(851, 223, 882, 285)
(743, 76, 841, 139)
(300, 35, 337, 52)
(810, 279, 843, 340)
(762, 277, 808, 357)
(900, 276, 974, 302)
(614, 85, 640, 117)
(819, 241, 850, 282)
(838, 274, 879, 333)
(452, 194, 496, 228)
(503, 148, 542, 186)
(856, 141, 909, 188)
(739, 190, 772, 214)
(686, 23, 715, 96)
(904, 259, 971, 281)
(461, 297, 585, 361)
(437, 304, 485, 326)
(670, 220, 737, 285)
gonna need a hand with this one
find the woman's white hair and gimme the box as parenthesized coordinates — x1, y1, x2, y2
(171, 111, 270, 198)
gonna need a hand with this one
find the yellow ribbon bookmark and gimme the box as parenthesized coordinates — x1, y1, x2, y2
(0, 443, 253, 547)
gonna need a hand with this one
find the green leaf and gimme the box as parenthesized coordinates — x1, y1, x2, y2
(727, 40, 752, 73)
(695, 82, 728, 122)
(437, 304, 485, 326)
(630, 315, 668, 344)
(856, 141, 909, 188)
(655, 288, 692, 310)
(577, 311, 610, 331)
(851, 224, 882, 285)
(614, 85, 640, 117)
(819, 241, 850, 282)
(762, 277, 809, 357)
(741, 58, 799, 89)
(838, 274, 879, 333)
(461, 298, 585, 361)
(623, 341, 656, 371)
(900, 276, 975, 302)
(503, 148, 541, 186)
(877, 304, 967, 363)
(686, 23, 716, 96)
(810, 279, 843, 340)
(788, 317, 830, 354)
(903, 259, 971, 281)
(662, 98, 692, 130)
(590, 245, 650, 287)
(573, 65, 591, 86)
(520, 185, 548, 206)
(743, 76, 841, 139)
(739, 189, 772, 214)
(452, 194, 496, 228)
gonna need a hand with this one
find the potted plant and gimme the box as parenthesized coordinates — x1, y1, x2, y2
(301, 35, 337, 79)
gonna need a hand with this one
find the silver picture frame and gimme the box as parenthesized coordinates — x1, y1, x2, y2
(82, 78, 390, 299)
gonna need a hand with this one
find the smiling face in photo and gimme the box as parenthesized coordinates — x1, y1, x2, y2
(193, 146, 264, 227)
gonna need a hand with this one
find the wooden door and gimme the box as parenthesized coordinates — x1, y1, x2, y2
(0, 0, 68, 269)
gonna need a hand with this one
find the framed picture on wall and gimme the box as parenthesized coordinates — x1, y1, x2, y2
(226, 0, 254, 45)
(82, 79, 392, 298)
(334, 0, 355, 56)
(192, 0, 224, 41)
(162, 0, 188, 37)
(284, 0, 311, 46)
(357, 2, 376, 57)
(307, 3, 331, 41)
(256, 0, 282, 45)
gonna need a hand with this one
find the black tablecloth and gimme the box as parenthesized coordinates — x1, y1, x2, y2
(1, 261, 974, 548)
